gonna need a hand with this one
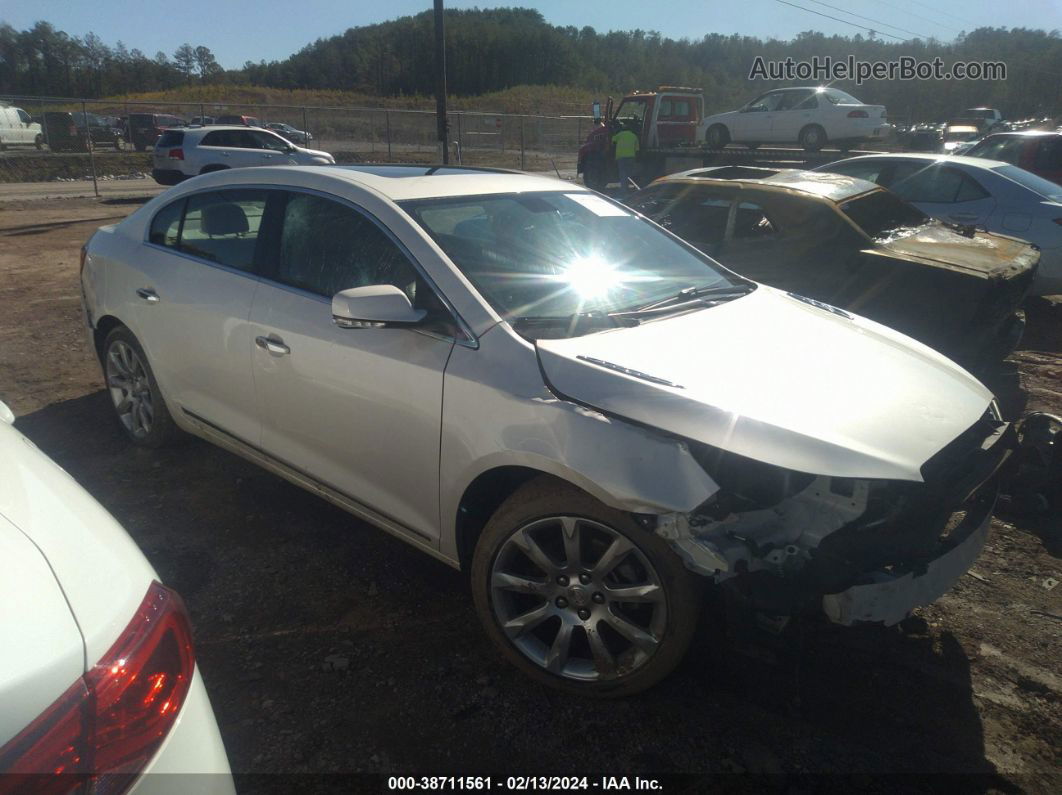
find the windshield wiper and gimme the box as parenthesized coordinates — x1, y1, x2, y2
(609, 282, 755, 318)
(511, 312, 640, 332)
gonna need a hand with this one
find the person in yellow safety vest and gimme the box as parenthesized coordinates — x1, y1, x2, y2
(611, 122, 640, 195)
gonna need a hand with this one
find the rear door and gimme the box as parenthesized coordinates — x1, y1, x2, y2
(248, 190, 455, 540)
(132, 188, 267, 443)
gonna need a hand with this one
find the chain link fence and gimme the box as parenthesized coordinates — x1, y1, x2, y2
(1, 94, 592, 191)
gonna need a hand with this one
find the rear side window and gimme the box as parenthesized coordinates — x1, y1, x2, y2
(1034, 139, 1062, 170)
(276, 193, 418, 298)
(157, 131, 184, 148)
(201, 130, 239, 147)
(829, 160, 886, 184)
(178, 190, 269, 271)
(149, 199, 184, 248)
(890, 165, 973, 204)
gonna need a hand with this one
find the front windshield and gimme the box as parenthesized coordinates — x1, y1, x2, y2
(400, 191, 739, 322)
(839, 189, 929, 240)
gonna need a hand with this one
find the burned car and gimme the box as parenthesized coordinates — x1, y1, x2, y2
(82, 166, 1013, 695)
(626, 166, 1038, 369)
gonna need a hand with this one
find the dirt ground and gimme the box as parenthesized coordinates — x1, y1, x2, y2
(0, 196, 1059, 793)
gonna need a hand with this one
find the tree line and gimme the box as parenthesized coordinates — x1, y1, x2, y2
(2, 8, 1061, 122)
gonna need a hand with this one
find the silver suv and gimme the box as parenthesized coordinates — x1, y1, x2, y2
(81, 165, 1011, 695)
(152, 126, 334, 185)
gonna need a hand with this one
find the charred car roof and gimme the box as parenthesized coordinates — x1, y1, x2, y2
(656, 166, 880, 203)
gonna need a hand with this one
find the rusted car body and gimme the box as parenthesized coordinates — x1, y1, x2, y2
(626, 167, 1039, 369)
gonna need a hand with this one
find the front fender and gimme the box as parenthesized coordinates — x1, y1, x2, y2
(438, 326, 718, 562)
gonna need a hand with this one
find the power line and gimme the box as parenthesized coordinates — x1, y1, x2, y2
(773, 0, 908, 41)
(803, 0, 934, 40)
(867, 0, 963, 34)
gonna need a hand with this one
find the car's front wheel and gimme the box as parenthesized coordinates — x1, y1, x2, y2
(472, 477, 703, 697)
(102, 326, 180, 447)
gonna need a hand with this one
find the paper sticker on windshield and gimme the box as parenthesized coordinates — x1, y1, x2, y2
(565, 193, 631, 217)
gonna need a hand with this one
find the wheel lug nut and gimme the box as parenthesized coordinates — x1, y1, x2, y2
(579, 573, 591, 585)
(592, 592, 605, 604)
(555, 597, 568, 608)
(556, 575, 569, 586)
(577, 608, 591, 620)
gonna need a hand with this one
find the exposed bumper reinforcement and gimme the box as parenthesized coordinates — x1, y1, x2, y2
(821, 491, 995, 626)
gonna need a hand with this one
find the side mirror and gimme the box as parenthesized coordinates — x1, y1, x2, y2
(332, 285, 426, 329)
(592, 101, 602, 122)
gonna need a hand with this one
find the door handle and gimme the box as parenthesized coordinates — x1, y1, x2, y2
(136, 287, 160, 303)
(220, 151, 230, 157)
(255, 335, 290, 355)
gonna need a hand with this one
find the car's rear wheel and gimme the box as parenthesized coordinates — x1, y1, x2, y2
(200, 164, 229, 175)
(705, 124, 729, 149)
(34, 135, 44, 150)
(799, 124, 827, 152)
(102, 326, 179, 447)
(471, 477, 703, 697)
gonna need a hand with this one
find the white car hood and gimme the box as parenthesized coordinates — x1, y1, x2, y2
(536, 287, 993, 482)
(699, 109, 741, 129)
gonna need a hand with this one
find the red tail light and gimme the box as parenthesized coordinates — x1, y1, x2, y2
(0, 582, 195, 794)
(847, 110, 869, 118)
(167, 148, 184, 161)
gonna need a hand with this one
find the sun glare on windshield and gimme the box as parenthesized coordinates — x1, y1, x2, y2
(557, 255, 626, 300)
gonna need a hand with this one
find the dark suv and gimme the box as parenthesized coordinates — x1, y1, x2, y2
(127, 113, 186, 151)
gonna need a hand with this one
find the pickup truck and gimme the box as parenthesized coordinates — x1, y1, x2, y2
(952, 108, 1008, 134)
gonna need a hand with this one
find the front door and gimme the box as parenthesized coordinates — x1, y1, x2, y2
(249, 190, 454, 540)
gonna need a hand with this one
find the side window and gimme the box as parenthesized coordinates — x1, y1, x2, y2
(149, 199, 184, 248)
(234, 131, 263, 149)
(955, 173, 990, 202)
(17, 109, 31, 124)
(249, 130, 290, 151)
(201, 131, 229, 147)
(832, 160, 886, 184)
(732, 201, 777, 240)
(777, 90, 813, 110)
(657, 100, 672, 118)
(179, 190, 268, 271)
(796, 94, 818, 110)
(891, 165, 965, 203)
(276, 193, 418, 299)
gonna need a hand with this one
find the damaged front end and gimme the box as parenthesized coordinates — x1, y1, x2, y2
(655, 408, 1015, 626)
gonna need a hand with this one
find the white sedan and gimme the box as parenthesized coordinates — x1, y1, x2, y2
(699, 87, 889, 151)
(0, 398, 233, 792)
(816, 153, 1062, 295)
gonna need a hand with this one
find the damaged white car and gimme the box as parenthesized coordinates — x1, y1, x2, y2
(80, 165, 1013, 696)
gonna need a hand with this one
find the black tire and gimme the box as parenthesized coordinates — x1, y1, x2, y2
(101, 326, 180, 448)
(799, 124, 827, 152)
(134, 143, 145, 152)
(705, 124, 729, 150)
(0, 137, 6, 152)
(471, 476, 703, 697)
(34, 135, 43, 151)
(199, 164, 229, 175)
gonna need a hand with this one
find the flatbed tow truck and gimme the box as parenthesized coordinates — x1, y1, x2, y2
(578, 86, 886, 190)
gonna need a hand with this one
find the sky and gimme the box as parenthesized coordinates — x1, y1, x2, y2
(1, 0, 1059, 69)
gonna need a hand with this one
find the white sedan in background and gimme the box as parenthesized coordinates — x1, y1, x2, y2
(0, 399, 233, 792)
(816, 153, 1062, 295)
(700, 87, 889, 151)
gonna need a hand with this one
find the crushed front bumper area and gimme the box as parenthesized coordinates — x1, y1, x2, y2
(821, 486, 994, 626)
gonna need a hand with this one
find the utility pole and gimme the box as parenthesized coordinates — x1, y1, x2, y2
(434, 0, 449, 164)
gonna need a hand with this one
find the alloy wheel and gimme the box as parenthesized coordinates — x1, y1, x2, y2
(490, 516, 667, 682)
(106, 340, 155, 439)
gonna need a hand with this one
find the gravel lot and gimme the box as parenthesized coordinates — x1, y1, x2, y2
(0, 195, 1059, 793)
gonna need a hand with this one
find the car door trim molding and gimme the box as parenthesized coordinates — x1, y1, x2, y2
(179, 407, 456, 567)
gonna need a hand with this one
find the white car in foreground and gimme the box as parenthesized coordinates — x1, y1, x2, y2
(700, 87, 889, 151)
(152, 125, 334, 185)
(816, 153, 1062, 295)
(81, 164, 1011, 696)
(0, 399, 233, 792)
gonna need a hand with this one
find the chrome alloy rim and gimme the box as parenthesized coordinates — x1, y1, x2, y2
(105, 340, 154, 438)
(490, 516, 667, 682)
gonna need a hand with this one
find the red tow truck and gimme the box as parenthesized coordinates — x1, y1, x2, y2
(578, 86, 711, 191)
